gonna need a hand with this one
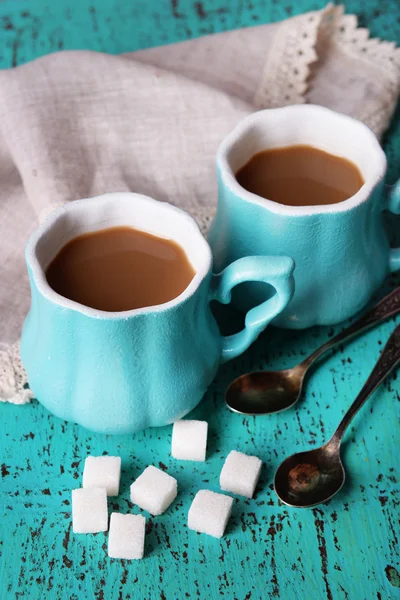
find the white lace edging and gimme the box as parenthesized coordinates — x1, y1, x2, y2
(0, 200, 66, 405)
(189, 205, 216, 235)
(332, 7, 400, 138)
(254, 7, 323, 108)
(255, 3, 400, 137)
(336, 11, 399, 91)
(0, 341, 33, 404)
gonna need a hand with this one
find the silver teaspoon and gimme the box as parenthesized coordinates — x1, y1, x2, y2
(226, 285, 400, 415)
(273, 322, 400, 508)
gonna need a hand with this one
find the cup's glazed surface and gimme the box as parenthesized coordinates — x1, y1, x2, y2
(21, 193, 294, 434)
(209, 105, 400, 329)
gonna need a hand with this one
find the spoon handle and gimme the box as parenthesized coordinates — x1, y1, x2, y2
(302, 285, 400, 368)
(332, 323, 400, 443)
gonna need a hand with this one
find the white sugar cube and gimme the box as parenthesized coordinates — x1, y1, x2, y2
(83, 455, 121, 496)
(188, 490, 233, 538)
(108, 513, 146, 560)
(130, 465, 177, 516)
(220, 450, 262, 498)
(72, 488, 108, 534)
(171, 420, 208, 462)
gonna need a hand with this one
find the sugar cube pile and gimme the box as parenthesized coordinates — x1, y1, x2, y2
(72, 487, 108, 534)
(108, 513, 146, 560)
(83, 455, 121, 496)
(220, 450, 262, 498)
(188, 489, 233, 538)
(171, 420, 208, 461)
(68, 430, 261, 558)
(130, 465, 178, 516)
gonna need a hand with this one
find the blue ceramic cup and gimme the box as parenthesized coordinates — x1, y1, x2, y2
(209, 105, 400, 329)
(21, 193, 294, 434)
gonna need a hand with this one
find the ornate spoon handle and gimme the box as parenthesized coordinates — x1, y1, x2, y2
(301, 285, 400, 369)
(332, 323, 400, 443)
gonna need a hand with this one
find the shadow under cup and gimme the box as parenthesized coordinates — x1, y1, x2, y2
(209, 104, 399, 329)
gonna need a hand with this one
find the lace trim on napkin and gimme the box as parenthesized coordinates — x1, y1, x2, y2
(333, 8, 400, 137)
(191, 205, 216, 236)
(254, 4, 400, 137)
(0, 341, 33, 405)
(254, 8, 322, 108)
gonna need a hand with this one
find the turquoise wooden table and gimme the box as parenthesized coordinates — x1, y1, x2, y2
(1, 1, 399, 599)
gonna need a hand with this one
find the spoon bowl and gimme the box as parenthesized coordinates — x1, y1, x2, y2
(274, 442, 345, 507)
(273, 322, 400, 508)
(225, 286, 400, 415)
(226, 366, 306, 415)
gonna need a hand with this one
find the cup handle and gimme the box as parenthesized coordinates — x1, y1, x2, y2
(385, 180, 400, 272)
(210, 255, 295, 363)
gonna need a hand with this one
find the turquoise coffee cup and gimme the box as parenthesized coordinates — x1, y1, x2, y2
(21, 193, 294, 434)
(209, 105, 400, 329)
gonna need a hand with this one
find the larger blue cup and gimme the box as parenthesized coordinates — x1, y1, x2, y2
(21, 193, 294, 434)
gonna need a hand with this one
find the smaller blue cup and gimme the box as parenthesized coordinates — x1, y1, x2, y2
(209, 105, 400, 329)
(21, 193, 294, 434)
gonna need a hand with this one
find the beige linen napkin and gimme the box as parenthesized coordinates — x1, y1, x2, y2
(0, 4, 399, 404)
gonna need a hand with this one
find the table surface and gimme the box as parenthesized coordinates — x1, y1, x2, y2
(1, 1, 399, 599)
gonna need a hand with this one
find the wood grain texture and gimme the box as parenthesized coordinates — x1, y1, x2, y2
(0, 1, 399, 599)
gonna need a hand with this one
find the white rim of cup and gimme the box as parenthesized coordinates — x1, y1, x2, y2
(26, 192, 212, 318)
(217, 104, 387, 217)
